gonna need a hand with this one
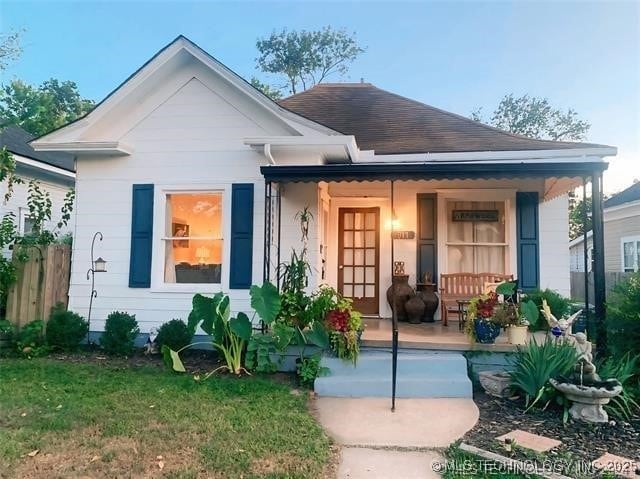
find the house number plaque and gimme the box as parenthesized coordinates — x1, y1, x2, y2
(391, 231, 415, 239)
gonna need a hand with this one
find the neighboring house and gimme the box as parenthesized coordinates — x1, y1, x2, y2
(31, 36, 616, 335)
(0, 125, 75, 254)
(570, 181, 640, 273)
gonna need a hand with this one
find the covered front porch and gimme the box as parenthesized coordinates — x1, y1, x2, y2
(261, 160, 609, 353)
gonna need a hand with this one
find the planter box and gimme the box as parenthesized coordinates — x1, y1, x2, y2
(479, 370, 513, 398)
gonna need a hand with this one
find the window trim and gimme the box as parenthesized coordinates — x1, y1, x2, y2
(620, 235, 640, 273)
(18, 207, 32, 235)
(150, 185, 230, 293)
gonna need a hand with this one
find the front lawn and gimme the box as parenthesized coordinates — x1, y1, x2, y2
(0, 358, 332, 478)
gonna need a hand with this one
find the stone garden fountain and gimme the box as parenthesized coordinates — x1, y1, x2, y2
(549, 332, 623, 423)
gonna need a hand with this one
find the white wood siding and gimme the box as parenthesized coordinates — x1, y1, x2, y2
(539, 194, 570, 296)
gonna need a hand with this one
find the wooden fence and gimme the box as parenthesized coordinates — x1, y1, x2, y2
(6, 244, 72, 329)
(570, 271, 632, 303)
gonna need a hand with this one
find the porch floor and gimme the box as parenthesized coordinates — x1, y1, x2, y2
(361, 318, 544, 352)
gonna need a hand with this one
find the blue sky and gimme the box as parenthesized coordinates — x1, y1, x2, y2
(2, 0, 638, 192)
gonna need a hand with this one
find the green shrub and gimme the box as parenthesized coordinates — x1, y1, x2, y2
(17, 319, 48, 357)
(100, 311, 139, 356)
(606, 271, 640, 359)
(597, 352, 640, 420)
(0, 319, 15, 352)
(523, 289, 571, 331)
(155, 319, 192, 351)
(296, 354, 328, 388)
(45, 303, 88, 351)
(510, 337, 578, 410)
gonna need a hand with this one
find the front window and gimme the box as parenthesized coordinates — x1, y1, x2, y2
(622, 236, 640, 272)
(446, 200, 507, 274)
(163, 192, 223, 284)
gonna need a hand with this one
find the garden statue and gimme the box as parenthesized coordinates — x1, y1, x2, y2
(549, 332, 622, 423)
(541, 299, 582, 337)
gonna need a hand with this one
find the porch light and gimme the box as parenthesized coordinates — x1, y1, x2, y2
(385, 218, 401, 230)
(94, 257, 107, 273)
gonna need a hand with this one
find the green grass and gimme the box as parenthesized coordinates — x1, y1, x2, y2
(442, 444, 538, 479)
(0, 359, 331, 478)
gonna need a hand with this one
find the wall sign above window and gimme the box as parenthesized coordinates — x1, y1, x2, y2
(452, 210, 499, 222)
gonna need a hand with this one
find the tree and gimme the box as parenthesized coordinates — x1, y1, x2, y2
(250, 77, 283, 101)
(569, 196, 592, 240)
(471, 94, 590, 141)
(0, 30, 22, 71)
(255, 26, 365, 95)
(0, 78, 94, 136)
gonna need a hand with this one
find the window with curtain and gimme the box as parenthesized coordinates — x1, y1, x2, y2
(622, 236, 640, 272)
(446, 200, 507, 274)
(163, 192, 223, 284)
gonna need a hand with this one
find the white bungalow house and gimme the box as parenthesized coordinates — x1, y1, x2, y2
(30, 36, 616, 342)
(0, 125, 75, 252)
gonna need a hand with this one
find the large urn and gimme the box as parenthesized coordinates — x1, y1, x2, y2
(416, 282, 439, 323)
(386, 275, 413, 322)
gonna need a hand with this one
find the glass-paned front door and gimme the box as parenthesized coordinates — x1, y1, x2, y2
(338, 207, 379, 314)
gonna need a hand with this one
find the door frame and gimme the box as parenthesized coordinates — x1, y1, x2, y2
(327, 196, 392, 318)
(337, 206, 380, 315)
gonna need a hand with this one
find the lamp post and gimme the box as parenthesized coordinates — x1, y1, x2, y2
(86, 231, 106, 344)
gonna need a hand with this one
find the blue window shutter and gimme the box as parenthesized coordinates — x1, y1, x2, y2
(129, 184, 154, 288)
(516, 192, 540, 291)
(229, 183, 254, 289)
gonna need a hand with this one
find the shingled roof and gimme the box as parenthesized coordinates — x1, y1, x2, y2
(605, 181, 640, 208)
(279, 83, 611, 155)
(0, 125, 75, 172)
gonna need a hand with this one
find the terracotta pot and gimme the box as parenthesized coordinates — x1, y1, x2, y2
(386, 275, 413, 321)
(417, 284, 439, 323)
(508, 325, 528, 345)
(405, 295, 425, 324)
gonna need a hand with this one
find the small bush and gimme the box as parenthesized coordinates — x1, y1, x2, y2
(17, 319, 48, 357)
(155, 319, 192, 351)
(100, 311, 139, 356)
(523, 289, 571, 330)
(597, 353, 640, 420)
(606, 271, 640, 359)
(46, 303, 88, 351)
(0, 319, 15, 352)
(296, 355, 328, 388)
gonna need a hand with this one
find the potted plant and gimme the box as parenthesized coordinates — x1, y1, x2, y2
(494, 282, 539, 346)
(324, 296, 364, 364)
(465, 291, 502, 343)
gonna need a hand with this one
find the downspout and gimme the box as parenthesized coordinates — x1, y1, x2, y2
(263, 143, 276, 165)
(391, 179, 398, 412)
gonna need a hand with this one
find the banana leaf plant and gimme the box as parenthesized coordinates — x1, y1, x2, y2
(162, 292, 252, 376)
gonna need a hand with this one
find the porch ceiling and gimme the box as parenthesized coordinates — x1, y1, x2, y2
(260, 161, 607, 184)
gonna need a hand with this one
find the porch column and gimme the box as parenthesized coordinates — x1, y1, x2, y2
(582, 177, 590, 329)
(591, 170, 607, 356)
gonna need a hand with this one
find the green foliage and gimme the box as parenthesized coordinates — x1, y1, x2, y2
(597, 353, 640, 421)
(510, 337, 578, 410)
(471, 93, 590, 141)
(0, 319, 15, 351)
(0, 30, 23, 71)
(45, 303, 88, 351)
(100, 311, 140, 356)
(297, 354, 329, 388)
(0, 78, 94, 136)
(16, 319, 48, 357)
(155, 319, 193, 351)
(568, 197, 592, 241)
(256, 26, 365, 95)
(249, 77, 283, 101)
(606, 271, 640, 359)
(523, 289, 571, 331)
(249, 281, 281, 325)
(167, 293, 253, 376)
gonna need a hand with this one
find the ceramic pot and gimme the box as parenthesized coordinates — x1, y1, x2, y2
(508, 325, 528, 345)
(474, 319, 501, 344)
(405, 295, 425, 324)
(417, 284, 439, 323)
(386, 275, 413, 322)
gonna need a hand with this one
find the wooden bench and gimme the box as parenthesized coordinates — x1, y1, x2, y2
(439, 273, 514, 326)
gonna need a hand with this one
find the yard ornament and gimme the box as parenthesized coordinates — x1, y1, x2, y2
(540, 299, 582, 337)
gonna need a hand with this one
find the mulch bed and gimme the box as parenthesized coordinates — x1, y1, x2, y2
(462, 390, 640, 477)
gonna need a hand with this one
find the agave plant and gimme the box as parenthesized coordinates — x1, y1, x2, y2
(509, 337, 578, 411)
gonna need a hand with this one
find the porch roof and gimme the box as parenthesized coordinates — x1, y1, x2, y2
(260, 160, 608, 183)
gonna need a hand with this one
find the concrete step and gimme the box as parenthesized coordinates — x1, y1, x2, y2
(314, 350, 472, 398)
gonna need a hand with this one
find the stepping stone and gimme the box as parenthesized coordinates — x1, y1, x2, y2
(496, 429, 561, 453)
(338, 447, 443, 479)
(592, 453, 640, 479)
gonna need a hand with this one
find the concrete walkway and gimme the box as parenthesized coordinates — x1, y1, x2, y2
(314, 397, 479, 478)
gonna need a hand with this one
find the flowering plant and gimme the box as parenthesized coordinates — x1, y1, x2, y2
(464, 292, 501, 341)
(324, 296, 363, 364)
